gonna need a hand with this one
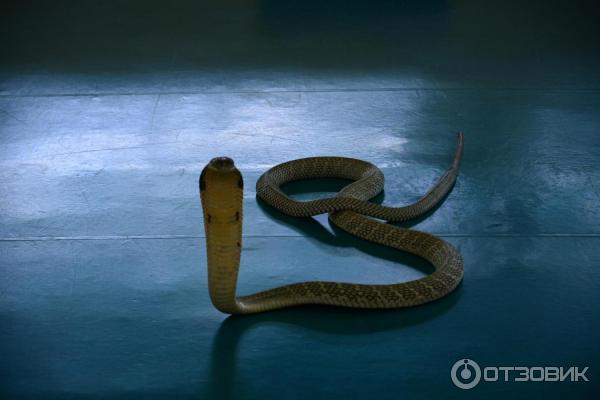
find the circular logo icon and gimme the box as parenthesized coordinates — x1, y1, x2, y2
(451, 359, 481, 389)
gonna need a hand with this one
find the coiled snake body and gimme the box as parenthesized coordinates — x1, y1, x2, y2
(200, 133, 464, 314)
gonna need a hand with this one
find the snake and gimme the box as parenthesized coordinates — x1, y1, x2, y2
(199, 133, 464, 314)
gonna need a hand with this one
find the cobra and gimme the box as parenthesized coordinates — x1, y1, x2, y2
(199, 133, 464, 314)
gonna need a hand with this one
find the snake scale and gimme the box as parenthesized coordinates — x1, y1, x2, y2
(200, 133, 464, 314)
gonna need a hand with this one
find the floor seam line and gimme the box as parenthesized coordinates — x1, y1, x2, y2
(1, 87, 600, 98)
(1, 233, 600, 241)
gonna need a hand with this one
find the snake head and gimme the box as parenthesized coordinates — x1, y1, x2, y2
(200, 156, 244, 225)
(210, 156, 235, 169)
(200, 157, 243, 191)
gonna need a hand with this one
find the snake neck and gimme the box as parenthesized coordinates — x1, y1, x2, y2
(200, 160, 245, 314)
(203, 200, 244, 313)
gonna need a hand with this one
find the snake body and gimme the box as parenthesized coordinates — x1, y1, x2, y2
(200, 133, 464, 314)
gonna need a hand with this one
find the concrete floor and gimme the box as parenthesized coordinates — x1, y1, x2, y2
(1, 1, 599, 399)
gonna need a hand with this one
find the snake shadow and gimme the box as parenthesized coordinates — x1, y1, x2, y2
(205, 178, 462, 399)
(206, 291, 462, 399)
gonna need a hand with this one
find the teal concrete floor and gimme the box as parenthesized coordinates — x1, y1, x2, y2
(1, 1, 599, 399)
